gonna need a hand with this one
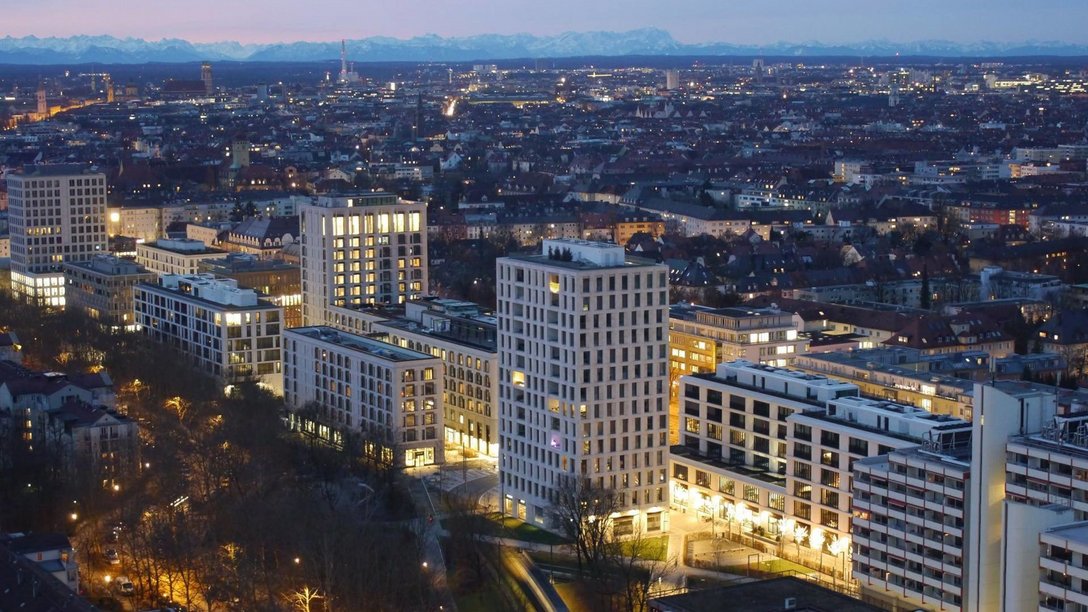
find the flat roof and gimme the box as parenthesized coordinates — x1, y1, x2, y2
(287, 326, 435, 362)
(650, 576, 883, 612)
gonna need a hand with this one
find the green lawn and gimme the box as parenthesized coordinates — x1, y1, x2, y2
(720, 557, 813, 576)
(441, 512, 571, 546)
(618, 535, 669, 561)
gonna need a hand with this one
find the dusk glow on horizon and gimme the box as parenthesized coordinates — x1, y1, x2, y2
(5, 0, 1088, 44)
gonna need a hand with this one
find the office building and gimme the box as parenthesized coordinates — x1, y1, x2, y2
(135, 274, 283, 393)
(136, 238, 227, 276)
(300, 192, 427, 326)
(373, 298, 499, 457)
(6, 164, 108, 306)
(496, 239, 670, 532)
(64, 255, 156, 330)
(283, 326, 443, 467)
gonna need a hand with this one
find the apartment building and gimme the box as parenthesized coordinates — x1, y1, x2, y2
(850, 381, 1088, 612)
(299, 192, 427, 326)
(1039, 522, 1088, 611)
(283, 326, 443, 467)
(106, 204, 163, 242)
(794, 349, 975, 420)
(372, 299, 499, 457)
(852, 445, 972, 611)
(497, 239, 670, 532)
(64, 255, 156, 330)
(6, 164, 108, 306)
(199, 253, 303, 328)
(136, 238, 228, 276)
(135, 274, 283, 393)
(671, 361, 969, 579)
(670, 304, 808, 375)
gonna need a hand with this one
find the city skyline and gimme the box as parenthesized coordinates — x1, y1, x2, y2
(5, 0, 1088, 46)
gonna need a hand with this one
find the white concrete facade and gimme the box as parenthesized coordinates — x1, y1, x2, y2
(497, 239, 670, 532)
(135, 274, 284, 393)
(283, 326, 444, 467)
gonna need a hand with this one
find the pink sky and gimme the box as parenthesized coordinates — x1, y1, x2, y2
(4, 0, 1086, 45)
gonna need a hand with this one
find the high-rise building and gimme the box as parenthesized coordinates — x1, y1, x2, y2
(665, 69, 680, 91)
(300, 192, 427, 326)
(496, 239, 670, 532)
(201, 62, 213, 95)
(850, 381, 1088, 612)
(6, 164, 108, 306)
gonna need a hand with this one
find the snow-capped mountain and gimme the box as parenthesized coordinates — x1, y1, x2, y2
(0, 30, 1085, 64)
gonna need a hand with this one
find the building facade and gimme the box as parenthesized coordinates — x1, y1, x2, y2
(136, 238, 228, 276)
(372, 299, 499, 457)
(134, 274, 283, 393)
(497, 239, 670, 532)
(64, 255, 156, 330)
(6, 164, 108, 306)
(283, 326, 443, 467)
(300, 192, 427, 326)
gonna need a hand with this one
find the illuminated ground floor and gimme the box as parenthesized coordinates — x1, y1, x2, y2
(444, 425, 498, 458)
(669, 452, 853, 581)
(287, 412, 443, 468)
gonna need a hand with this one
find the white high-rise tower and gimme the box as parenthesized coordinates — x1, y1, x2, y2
(496, 239, 671, 533)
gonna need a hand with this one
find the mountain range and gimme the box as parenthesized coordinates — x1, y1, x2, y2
(2, 29, 1088, 64)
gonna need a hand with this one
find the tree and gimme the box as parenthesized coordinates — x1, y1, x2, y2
(605, 526, 676, 612)
(554, 476, 620, 577)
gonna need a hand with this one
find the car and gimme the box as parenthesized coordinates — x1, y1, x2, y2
(105, 548, 120, 565)
(115, 576, 135, 596)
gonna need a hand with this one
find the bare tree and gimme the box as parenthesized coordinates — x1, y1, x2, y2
(605, 526, 677, 612)
(554, 476, 620, 577)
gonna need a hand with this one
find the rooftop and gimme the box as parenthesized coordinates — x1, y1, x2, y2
(650, 576, 883, 612)
(287, 326, 435, 363)
(17, 163, 102, 177)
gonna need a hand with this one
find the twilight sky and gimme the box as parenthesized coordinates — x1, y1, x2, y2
(5, 0, 1087, 44)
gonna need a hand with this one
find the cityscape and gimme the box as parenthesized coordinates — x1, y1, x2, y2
(3, 4, 1088, 612)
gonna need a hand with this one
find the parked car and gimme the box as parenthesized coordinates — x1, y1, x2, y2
(115, 576, 135, 596)
(105, 548, 120, 565)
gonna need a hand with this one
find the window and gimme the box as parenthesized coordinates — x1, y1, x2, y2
(684, 418, 700, 434)
(821, 451, 839, 467)
(793, 442, 811, 460)
(769, 493, 785, 512)
(795, 502, 811, 520)
(673, 465, 689, 481)
(684, 384, 700, 400)
(793, 462, 811, 481)
(794, 482, 811, 500)
(719, 478, 735, 495)
(820, 509, 839, 529)
(743, 484, 759, 503)
(820, 469, 840, 488)
(794, 424, 812, 441)
(820, 430, 840, 449)
(849, 437, 869, 456)
(820, 489, 840, 508)
(753, 401, 770, 417)
(729, 394, 745, 410)
(707, 390, 722, 405)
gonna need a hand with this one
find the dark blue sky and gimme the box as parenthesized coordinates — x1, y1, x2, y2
(7, 0, 1087, 44)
